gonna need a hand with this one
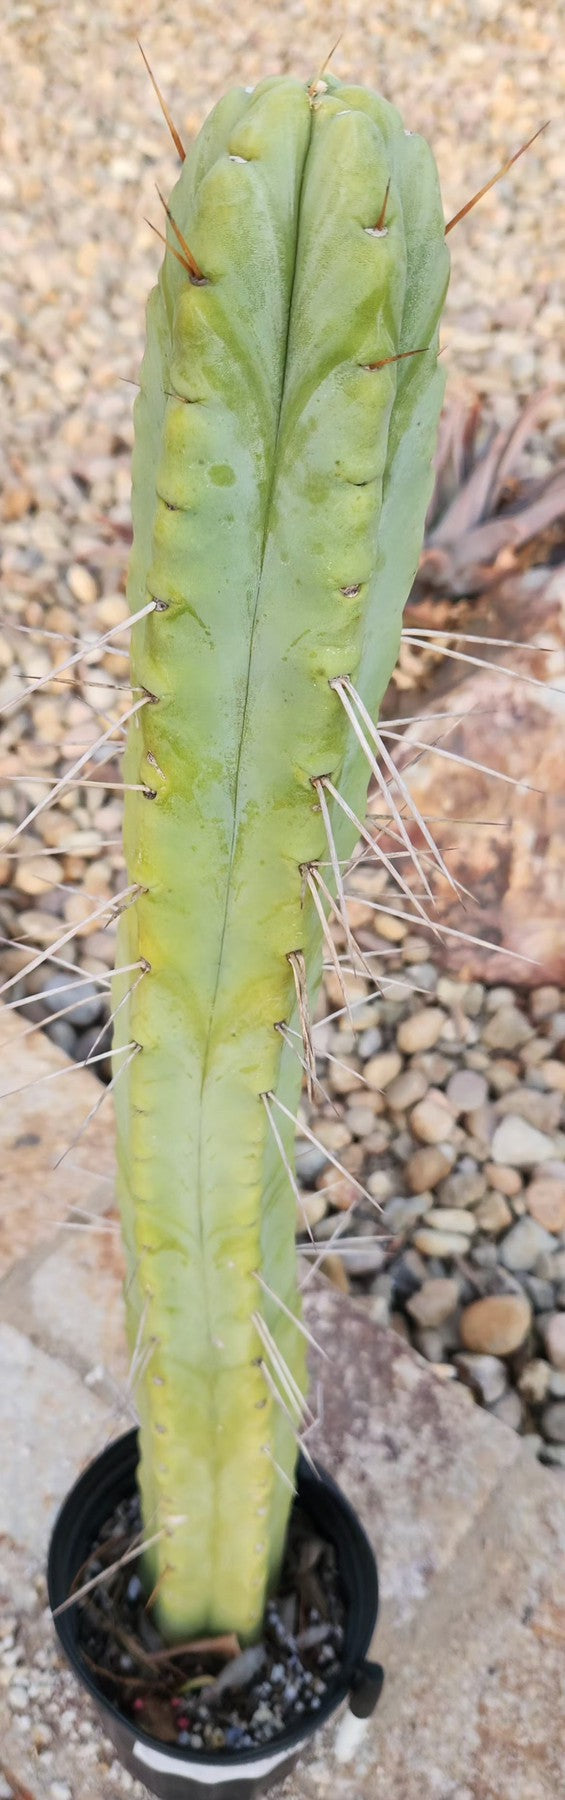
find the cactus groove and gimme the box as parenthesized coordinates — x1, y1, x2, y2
(112, 70, 449, 1643)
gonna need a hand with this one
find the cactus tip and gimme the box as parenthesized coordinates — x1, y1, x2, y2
(306, 30, 343, 99)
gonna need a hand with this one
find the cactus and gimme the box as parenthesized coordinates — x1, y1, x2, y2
(112, 69, 450, 1646)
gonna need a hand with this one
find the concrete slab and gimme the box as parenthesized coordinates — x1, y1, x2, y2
(307, 1291, 523, 1630)
(0, 1004, 115, 1279)
(0, 1323, 111, 1556)
(0, 1218, 128, 1388)
(283, 1450, 565, 1800)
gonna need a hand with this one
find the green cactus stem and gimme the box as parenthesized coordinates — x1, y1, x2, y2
(112, 70, 449, 1644)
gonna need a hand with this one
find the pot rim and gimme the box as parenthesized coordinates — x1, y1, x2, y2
(47, 1427, 379, 1770)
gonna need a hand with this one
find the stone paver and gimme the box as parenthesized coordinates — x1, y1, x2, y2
(0, 1324, 109, 1555)
(4, 1224, 128, 1387)
(0, 1005, 114, 1279)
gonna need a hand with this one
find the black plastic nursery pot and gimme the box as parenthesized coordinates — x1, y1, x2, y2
(47, 1429, 383, 1800)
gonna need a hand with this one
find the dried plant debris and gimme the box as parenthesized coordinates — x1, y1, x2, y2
(413, 387, 565, 601)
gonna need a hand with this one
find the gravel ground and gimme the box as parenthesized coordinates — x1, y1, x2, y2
(295, 937, 565, 1468)
(1, 0, 564, 1495)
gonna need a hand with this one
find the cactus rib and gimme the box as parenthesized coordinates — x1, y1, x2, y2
(112, 71, 449, 1643)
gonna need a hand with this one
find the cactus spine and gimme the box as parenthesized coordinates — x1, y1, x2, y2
(112, 71, 449, 1644)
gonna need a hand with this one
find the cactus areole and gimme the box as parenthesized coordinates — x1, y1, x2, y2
(112, 71, 449, 1645)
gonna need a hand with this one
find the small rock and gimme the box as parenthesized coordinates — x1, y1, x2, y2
(455, 1353, 507, 1406)
(489, 1060, 520, 1096)
(46, 1019, 77, 1055)
(319, 1172, 358, 1211)
(42, 971, 105, 1028)
(463, 982, 485, 1017)
(406, 1277, 460, 1329)
(543, 1313, 565, 1370)
(485, 987, 515, 1013)
(413, 1050, 452, 1085)
(460, 1294, 532, 1356)
(362, 1127, 390, 1156)
(405, 1144, 453, 1193)
(389, 1249, 427, 1302)
(490, 1116, 557, 1168)
(413, 1326, 455, 1363)
(366, 1169, 394, 1201)
(328, 1057, 363, 1095)
(314, 1118, 351, 1152)
(437, 1168, 486, 1208)
(495, 1086, 561, 1134)
(475, 1191, 512, 1235)
(346, 1103, 378, 1138)
(539, 1444, 565, 1468)
(297, 1191, 327, 1232)
(525, 1177, 565, 1235)
(413, 1228, 471, 1258)
(423, 1206, 476, 1236)
(386, 1068, 428, 1110)
(381, 1194, 431, 1233)
(538, 1248, 565, 1284)
(491, 1390, 523, 1431)
(396, 1007, 447, 1055)
(521, 1037, 555, 1069)
(482, 1006, 533, 1051)
(500, 1217, 556, 1272)
(364, 1050, 403, 1090)
(405, 960, 438, 992)
(320, 1254, 350, 1293)
(518, 1359, 551, 1406)
(437, 976, 467, 1007)
(529, 986, 561, 1023)
(375, 912, 406, 942)
(15, 853, 64, 896)
(392, 1127, 414, 1161)
(358, 1026, 383, 1058)
(485, 1162, 523, 1197)
(537, 1060, 565, 1095)
(295, 1144, 328, 1184)
(330, 1244, 385, 1277)
(524, 1276, 556, 1313)
(410, 1092, 454, 1145)
(446, 1069, 488, 1115)
(541, 1401, 565, 1444)
(8, 1685, 28, 1713)
(471, 1242, 499, 1270)
(67, 561, 98, 605)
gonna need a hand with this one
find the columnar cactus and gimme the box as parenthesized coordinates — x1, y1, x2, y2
(112, 70, 449, 1644)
